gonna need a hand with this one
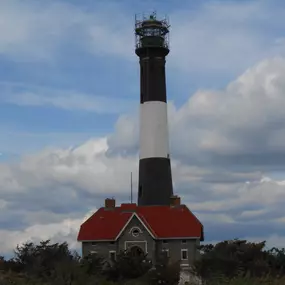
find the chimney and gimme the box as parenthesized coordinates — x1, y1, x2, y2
(170, 195, 181, 206)
(105, 198, 115, 209)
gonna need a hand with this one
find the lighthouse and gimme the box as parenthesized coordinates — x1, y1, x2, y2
(77, 13, 205, 266)
(135, 13, 173, 206)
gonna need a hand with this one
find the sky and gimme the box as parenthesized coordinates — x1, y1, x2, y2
(1, 0, 285, 257)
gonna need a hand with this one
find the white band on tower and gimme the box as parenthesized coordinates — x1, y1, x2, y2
(139, 101, 170, 160)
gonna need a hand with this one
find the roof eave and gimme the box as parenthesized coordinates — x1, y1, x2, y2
(156, 236, 201, 240)
(200, 226, 205, 242)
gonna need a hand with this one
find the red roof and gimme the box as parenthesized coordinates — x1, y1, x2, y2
(77, 203, 204, 241)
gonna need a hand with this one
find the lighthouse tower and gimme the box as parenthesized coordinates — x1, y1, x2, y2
(135, 13, 173, 206)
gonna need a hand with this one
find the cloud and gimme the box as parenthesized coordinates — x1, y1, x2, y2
(1, 0, 285, 76)
(0, 137, 284, 256)
(2, 56, 285, 256)
(173, 57, 285, 170)
(0, 217, 84, 257)
(109, 57, 285, 171)
(169, 1, 285, 75)
(0, 0, 73, 60)
(0, 136, 139, 255)
(0, 0, 133, 61)
(0, 82, 136, 114)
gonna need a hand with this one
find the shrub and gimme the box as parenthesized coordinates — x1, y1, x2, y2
(103, 250, 152, 281)
(144, 253, 180, 285)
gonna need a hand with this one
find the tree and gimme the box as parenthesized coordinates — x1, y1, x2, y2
(80, 253, 106, 276)
(103, 249, 152, 281)
(194, 239, 271, 280)
(144, 252, 180, 285)
(267, 247, 285, 275)
(13, 239, 76, 279)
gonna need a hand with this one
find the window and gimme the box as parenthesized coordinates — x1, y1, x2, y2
(181, 240, 187, 244)
(162, 249, 169, 257)
(162, 240, 168, 244)
(132, 228, 140, 237)
(181, 249, 188, 260)
(109, 251, 116, 261)
(90, 250, 97, 256)
(110, 241, 115, 245)
(91, 242, 96, 246)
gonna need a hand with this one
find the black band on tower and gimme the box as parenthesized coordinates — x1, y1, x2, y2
(139, 53, 168, 103)
(138, 157, 173, 206)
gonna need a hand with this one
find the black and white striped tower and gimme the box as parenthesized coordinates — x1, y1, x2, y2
(135, 12, 173, 206)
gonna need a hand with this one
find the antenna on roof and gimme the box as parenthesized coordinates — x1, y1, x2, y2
(130, 172, 133, 203)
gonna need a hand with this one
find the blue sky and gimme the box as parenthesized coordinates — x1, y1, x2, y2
(2, 0, 285, 257)
(1, 0, 278, 157)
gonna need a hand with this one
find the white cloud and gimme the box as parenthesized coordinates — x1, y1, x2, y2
(0, 1, 72, 60)
(0, 145, 284, 256)
(108, 57, 285, 171)
(9, 137, 137, 196)
(0, 83, 136, 114)
(2, 56, 285, 256)
(0, 0, 133, 61)
(0, 135, 284, 255)
(0, 217, 83, 256)
(188, 176, 285, 213)
(169, 57, 285, 170)
(169, 1, 285, 74)
(0, 0, 285, 77)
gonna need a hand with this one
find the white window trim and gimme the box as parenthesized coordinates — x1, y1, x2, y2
(125, 240, 148, 253)
(181, 249, 188, 260)
(90, 250, 97, 254)
(115, 213, 155, 240)
(109, 250, 116, 260)
(130, 227, 141, 237)
(129, 226, 142, 234)
(162, 248, 169, 257)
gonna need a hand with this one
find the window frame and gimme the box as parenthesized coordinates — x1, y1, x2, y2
(181, 249, 188, 260)
(130, 226, 142, 237)
(109, 250, 116, 261)
(162, 248, 169, 257)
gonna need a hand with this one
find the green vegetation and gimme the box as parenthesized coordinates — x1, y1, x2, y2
(0, 239, 285, 284)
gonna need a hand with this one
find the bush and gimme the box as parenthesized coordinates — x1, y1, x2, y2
(194, 239, 285, 282)
(1, 238, 285, 284)
(103, 250, 152, 281)
(144, 253, 180, 285)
